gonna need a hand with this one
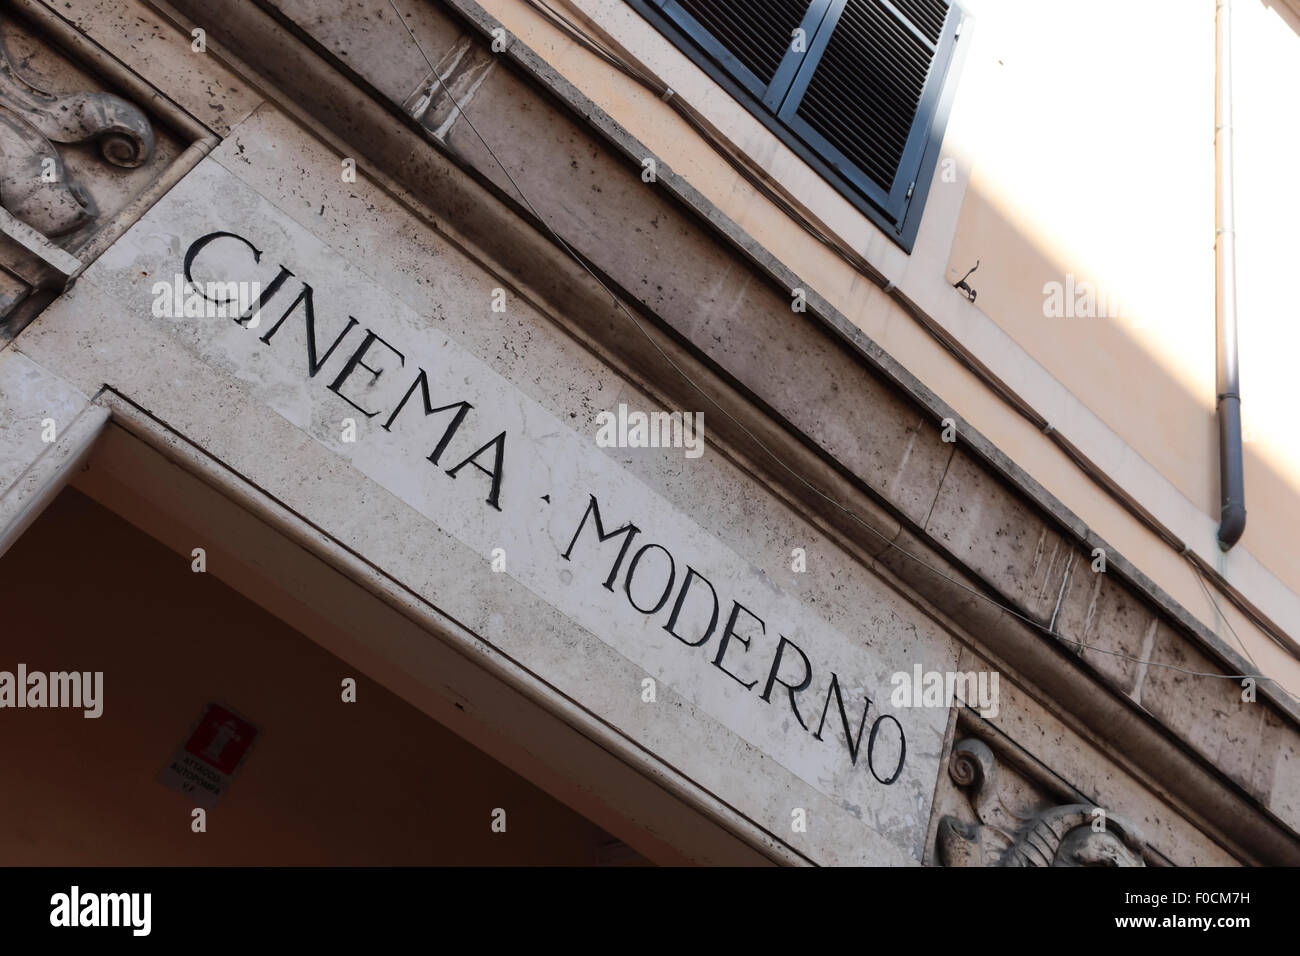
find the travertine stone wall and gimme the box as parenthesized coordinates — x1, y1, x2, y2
(1, 0, 1295, 865)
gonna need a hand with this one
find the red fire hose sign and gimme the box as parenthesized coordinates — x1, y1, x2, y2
(159, 703, 258, 806)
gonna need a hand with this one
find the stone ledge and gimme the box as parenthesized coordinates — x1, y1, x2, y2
(142, 0, 1300, 858)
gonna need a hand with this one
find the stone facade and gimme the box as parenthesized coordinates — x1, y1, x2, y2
(1, 0, 1296, 866)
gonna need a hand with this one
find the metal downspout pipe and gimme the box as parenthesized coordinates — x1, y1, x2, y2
(1215, 0, 1246, 550)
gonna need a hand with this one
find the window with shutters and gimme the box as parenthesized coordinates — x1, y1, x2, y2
(625, 0, 964, 250)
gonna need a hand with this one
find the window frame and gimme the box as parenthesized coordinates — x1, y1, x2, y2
(625, 0, 965, 252)
(655, 0, 837, 106)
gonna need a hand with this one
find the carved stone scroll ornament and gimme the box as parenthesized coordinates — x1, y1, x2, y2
(0, 27, 153, 237)
(937, 739, 1147, 867)
(0, 103, 91, 235)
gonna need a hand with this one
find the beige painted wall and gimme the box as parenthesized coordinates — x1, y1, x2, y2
(948, 0, 1300, 594)
(473, 0, 1300, 695)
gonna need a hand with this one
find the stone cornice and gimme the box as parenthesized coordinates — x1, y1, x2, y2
(141, 0, 1300, 863)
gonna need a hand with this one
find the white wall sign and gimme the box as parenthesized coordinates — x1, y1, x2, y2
(87, 159, 959, 862)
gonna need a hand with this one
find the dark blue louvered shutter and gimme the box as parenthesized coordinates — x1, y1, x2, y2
(777, 0, 959, 219)
(633, 0, 962, 246)
(651, 0, 836, 105)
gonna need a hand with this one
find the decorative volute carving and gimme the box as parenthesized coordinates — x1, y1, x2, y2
(0, 104, 91, 235)
(938, 738, 1147, 867)
(0, 27, 153, 237)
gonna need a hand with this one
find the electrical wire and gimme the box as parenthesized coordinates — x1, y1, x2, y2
(527, 0, 1300, 672)
(1185, 551, 1258, 668)
(382, 0, 1299, 704)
